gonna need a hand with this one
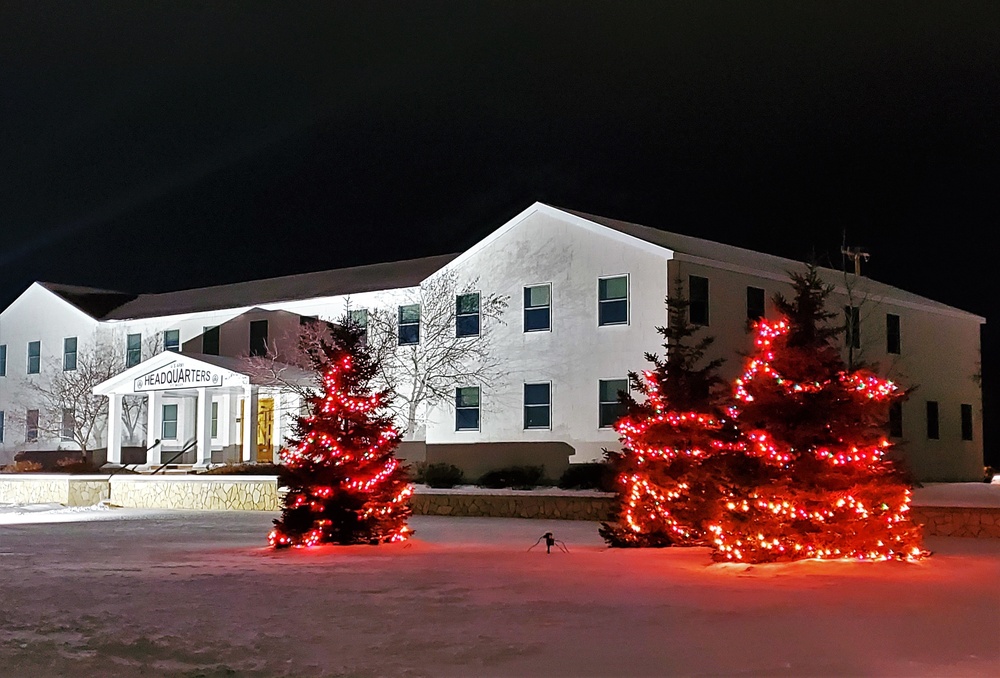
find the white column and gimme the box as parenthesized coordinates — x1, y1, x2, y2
(146, 391, 163, 466)
(195, 387, 214, 467)
(242, 385, 258, 463)
(106, 394, 123, 466)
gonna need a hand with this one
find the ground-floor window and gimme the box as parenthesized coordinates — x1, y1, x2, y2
(599, 379, 628, 428)
(524, 382, 551, 429)
(162, 404, 178, 440)
(455, 387, 480, 431)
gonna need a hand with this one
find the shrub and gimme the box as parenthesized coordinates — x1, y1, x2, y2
(423, 463, 465, 488)
(202, 462, 282, 475)
(477, 465, 546, 490)
(407, 461, 428, 484)
(558, 462, 616, 491)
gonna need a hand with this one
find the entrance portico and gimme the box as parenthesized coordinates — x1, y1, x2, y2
(94, 352, 303, 470)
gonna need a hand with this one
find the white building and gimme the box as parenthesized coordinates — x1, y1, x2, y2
(0, 203, 985, 481)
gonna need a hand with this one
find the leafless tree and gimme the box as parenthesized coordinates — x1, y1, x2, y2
(240, 318, 331, 402)
(366, 271, 509, 438)
(18, 332, 125, 455)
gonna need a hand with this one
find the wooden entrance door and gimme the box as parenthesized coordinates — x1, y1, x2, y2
(256, 398, 274, 462)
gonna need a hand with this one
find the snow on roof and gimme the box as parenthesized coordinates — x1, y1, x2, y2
(83, 253, 459, 320)
(559, 206, 983, 320)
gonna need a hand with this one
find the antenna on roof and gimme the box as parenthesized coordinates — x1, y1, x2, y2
(840, 230, 870, 276)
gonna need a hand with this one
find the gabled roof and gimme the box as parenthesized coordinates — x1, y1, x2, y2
(35, 254, 459, 321)
(557, 206, 983, 320)
(38, 282, 137, 319)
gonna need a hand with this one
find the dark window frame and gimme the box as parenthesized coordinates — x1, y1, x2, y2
(598, 275, 629, 327)
(162, 403, 179, 440)
(164, 329, 180, 353)
(888, 401, 903, 438)
(126, 333, 142, 367)
(25, 408, 39, 442)
(926, 400, 939, 440)
(63, 337, 78, 371)
(456, 292, 481, 338)
(455, 386, 480, 431)
(886, 313, 901, 355)
(524, 283, 552, 332)
(961, 404, 974, 441)
(249, 320, 268, 358)
(523, 382, 552, 430)
(689, 275, 710, 326)
(746, 286, 765, 322)
(398, 304, 420, 345)
(202, 326, 220, 355)
(27, 340, 41, 374)
(599, 378, 629, 429)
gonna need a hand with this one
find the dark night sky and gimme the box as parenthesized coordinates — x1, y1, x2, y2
(1, 2, 998, 461)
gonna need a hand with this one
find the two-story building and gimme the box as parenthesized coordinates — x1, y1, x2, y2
(0, 203, 985, 481)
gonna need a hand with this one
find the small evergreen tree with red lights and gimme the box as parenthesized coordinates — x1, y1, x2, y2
(269, 320, 413, 548)
(600, 279, 739, 547)
(708, 267, 924, 563)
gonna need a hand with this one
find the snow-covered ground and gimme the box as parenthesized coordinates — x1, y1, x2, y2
(0, 487, 998, 677)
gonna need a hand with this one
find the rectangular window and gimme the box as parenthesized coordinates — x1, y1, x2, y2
(63, 337, 77, 371)
(456, 293, 481, 337)
(524, 284, 551, 332)
(25, 409, 39, 442)
(0, 344, 6, 377)
(61, 408, 75, 441)
(747, 286, 765, 322)
(888, 401, 903, 438)
(249, 320, 268, 357)
(27, 341, 41, 374)
(164, 329, 180, 353)
(202, 326, 220, 355)
(598, 275, 628, 326)
(886, 314, 901, 354)
(126, 333, 142, 367)
(599, 379, 628, 428)
(0, 410, 5, 443)
(926, 401, 939, 440)
(349, 309, 368, 332)
(455, 386, 480, 431)
(211, 401, 219, 439)
(845, 306, 861, 349)
(162, 404, 178, 440)
(961, 404, 973, 441)
(689, 276, 709, 326)
(398, 304, 420, 345)
(524, 382, 551, 429)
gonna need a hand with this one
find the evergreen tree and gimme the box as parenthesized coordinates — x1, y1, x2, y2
(709, 267, 924, 563)
(269, 320, 413, 548)
(600, 278, 738, 547)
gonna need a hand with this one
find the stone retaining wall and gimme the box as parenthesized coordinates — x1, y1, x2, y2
(910, 506, 1000, 539)
(1, 476, 999, 538)
(109, 476, 279, 511)
(409, 492, 614, 521)
(0, 475, 110, 506)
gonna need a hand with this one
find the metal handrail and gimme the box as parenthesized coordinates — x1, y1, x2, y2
(151, 438, 198, 475)
(108, 438, 161, 478)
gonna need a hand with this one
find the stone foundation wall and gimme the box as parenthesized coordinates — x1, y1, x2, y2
(409, 492, 614, 521)
(109, 476, 279, 511)
(0, 475, 110, 506)
(910, 506, 1000, 539)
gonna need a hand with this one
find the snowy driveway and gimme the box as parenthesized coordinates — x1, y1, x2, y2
(1, 508, 999, 677)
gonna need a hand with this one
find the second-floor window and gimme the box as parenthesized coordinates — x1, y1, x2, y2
(202, 326, 220, 355)
(689, 276, 709, 326)
(126, 334, 142, 367)
(524, 284, 551, 332)
(456, 293, 480, 337)
(164, 329, 180, 353)
(598, 276, 628, 326)
(27, 341, 41, 374)
(398, 304, 420, 345)
(63, 337, 77, 371)
(747, 286, 765, 322)
(886, 314, 901, 355)
(349, 309, 368, 342)
(249, 320, 268, 357)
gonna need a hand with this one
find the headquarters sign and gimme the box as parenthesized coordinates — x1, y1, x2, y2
(134, 361, 223, 392)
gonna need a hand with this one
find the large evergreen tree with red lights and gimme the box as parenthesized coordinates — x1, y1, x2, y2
(600, 279, 739, 547)
(269, 320, 413, 548)
(708, 267, 924, 563)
